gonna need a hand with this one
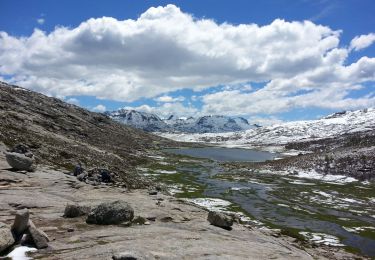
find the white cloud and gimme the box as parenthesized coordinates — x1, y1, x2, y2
(249, 116, 285, 126)
(154, 95, 185, 102)
(66, 97, 79, 105)
(0, 4, 374, 117)
(125, 102, 198, 118)
(37, 18, 45, 25)
(350, 33, 375, 51)
(93, 104, 106, 112)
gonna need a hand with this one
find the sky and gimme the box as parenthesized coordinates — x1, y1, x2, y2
(0, 0, 374, 125)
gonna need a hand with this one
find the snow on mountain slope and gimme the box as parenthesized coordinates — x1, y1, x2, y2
(105, 109, 168, 132)
(106, 109, 252, 133)
(159, 109, 375, 147)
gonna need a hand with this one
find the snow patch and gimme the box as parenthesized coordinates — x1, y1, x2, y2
(299, 232, 345, 247)
(7, 246, 37, 260)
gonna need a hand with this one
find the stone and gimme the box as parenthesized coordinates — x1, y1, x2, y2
(207, 211, 233, 229)
(27, 220, 49, 249)
(5, 152, 34, 171)
(0, 222, 15, 254)
(86, 200, 134, 225)
(11, 209, 30, 240)
(132, 216, 146, 225)
(63, 204, 91, 218)
(112, 251, 145, 260)
(77, 172, 87, 182)
(148, 190, 157, 195)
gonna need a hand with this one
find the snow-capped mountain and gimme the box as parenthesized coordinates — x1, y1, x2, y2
(165, 115, 253, 133)
(105, 109, 252, 133)
(159, 108, 375, 148)
(105, 109, 168, 132)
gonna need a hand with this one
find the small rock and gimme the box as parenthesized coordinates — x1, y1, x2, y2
(207, 211, 233, 230)
(11, 208, 30, 240)
(148, 190, 157, 195)
(132, 216, 146, 225)
(145, 216, 156, 222)
(86, 200, 134, 225)
(0, 222, 15, 254)
(144, 221, 151, 225)
(77, 173, 87, 182)
(67, 228, 74, 232)
(160, 216, 173, 222)
(112, 251, 145, 260)
(27, 220, 49, 249)
(63, 204, 91, 218)
(5, 152, 34, 171)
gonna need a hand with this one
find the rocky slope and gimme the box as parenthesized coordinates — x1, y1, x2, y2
(0, 81, 176, 188)
(106, 109, 253, 133)
(0, 149, 357, 259)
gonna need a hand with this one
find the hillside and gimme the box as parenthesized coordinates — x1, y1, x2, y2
(0, 81, 176, 188)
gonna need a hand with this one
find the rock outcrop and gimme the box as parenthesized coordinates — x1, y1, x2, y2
(5, 152, 34, 171)
(63, 204, 91, 218)
(11, 209, 30, 240)
(0, 222, 15, 254)
(86, 200, 134, 225)
(207, 211, 233, 229)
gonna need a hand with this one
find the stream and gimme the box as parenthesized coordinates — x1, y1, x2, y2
(142, 147, 375, 257)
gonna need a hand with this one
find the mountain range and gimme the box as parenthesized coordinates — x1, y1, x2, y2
(105, 109, 255, 133)
(160, 108, 375, 148)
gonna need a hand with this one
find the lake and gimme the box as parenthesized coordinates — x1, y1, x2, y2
(164, 147, 277, 162)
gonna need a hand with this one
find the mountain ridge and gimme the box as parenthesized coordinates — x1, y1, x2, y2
(106, 109, 254, 133)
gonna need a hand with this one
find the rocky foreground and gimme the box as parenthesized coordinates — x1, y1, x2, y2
(0, 144, 361, 259)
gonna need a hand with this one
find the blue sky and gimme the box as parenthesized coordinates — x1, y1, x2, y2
(0, 0, 374, 124)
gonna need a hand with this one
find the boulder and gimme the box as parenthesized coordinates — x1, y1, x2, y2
(0, 222, 15, 254)
(63, 204, 91, 218)
(5, 152, 34, 171)
(27, 220, 49, 249)
(207, 211, 233, 229)
(11, 209, 30, 240)
(86, 200, 134, 225)
(112, 251, 145, 260)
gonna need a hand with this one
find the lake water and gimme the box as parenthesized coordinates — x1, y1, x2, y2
(146, 147, 375, 257)
(164, 147, 277, 162)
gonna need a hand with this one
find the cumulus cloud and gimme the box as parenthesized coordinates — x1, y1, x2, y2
(154, 95, 185, 102)
(350, 33, 375, 51)
(0, 4, 374, 116)
(93, 104, 106, 112)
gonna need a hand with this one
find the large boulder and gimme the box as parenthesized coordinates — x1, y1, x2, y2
(0, 222, 15, 254)
(207, 211, 233, 229)
(63, 204, 91, 218)
(11, 209, 30, 240)
(5, 152, 34, 171)
(86, 200, 134, 225)
(27, 220, 49, 249)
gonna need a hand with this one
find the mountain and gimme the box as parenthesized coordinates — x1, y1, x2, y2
(105, 109, 168, 132)
(160, 108, 375, 147)
(106, 109, 253, 133)
(0, 81, 175, 188)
